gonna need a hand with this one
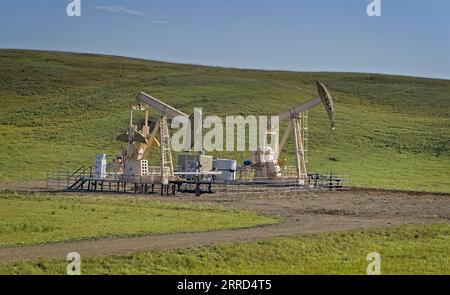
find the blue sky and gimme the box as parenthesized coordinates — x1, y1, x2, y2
(0, 0, 449, 79)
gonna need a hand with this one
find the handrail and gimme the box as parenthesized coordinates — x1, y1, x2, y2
(69, 166, 85, 179)
(66, 166, 92, 187)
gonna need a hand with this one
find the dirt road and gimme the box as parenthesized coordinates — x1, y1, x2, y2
(0, 189, 448, 263)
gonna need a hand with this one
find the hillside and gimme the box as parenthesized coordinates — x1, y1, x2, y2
(0, 49, 449, 192)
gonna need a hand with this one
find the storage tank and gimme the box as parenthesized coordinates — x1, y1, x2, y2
(213, 159, 237, 182)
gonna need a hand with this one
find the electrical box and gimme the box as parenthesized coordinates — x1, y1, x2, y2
(213, 159, 237, 182)
(178, 154, 213, 179)
(123, 160, 149, 178)
(94, 154, 107, 179)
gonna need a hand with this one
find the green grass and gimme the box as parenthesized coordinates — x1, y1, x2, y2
(0, 192, 277, 247)
(0, 49, 449, 192)
(1, 224, 448, 275)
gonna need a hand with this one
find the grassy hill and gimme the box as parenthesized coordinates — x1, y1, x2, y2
(0, 49, 449, 192)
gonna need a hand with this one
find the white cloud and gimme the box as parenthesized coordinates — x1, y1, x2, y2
(153, 20, 168, 24)
(95, 6, 146, 17)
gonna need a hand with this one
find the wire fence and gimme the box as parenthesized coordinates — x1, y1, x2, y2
(213, 173, 351, 195)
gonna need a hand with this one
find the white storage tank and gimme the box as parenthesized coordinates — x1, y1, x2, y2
(213, 159, 237, 182)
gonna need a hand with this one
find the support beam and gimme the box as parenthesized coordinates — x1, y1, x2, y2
(292, 117, 302, 185)
(142, 120, 160, 159)
(277, 120, 293, 158)
(278, 97, 321, 122)
(293, 116, 308, 185)
(160, 115, 174, 185)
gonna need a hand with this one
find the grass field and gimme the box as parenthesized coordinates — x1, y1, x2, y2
(1, 224, 448, 275)
(0, 50, 448, 276)
(0, 192, 277, 247)
(0, 49, 449, 192)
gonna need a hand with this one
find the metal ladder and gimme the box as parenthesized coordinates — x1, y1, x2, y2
(301, 111, 309, 163)
(293, 112, 308, 184)
(159, 114, 174, 185)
